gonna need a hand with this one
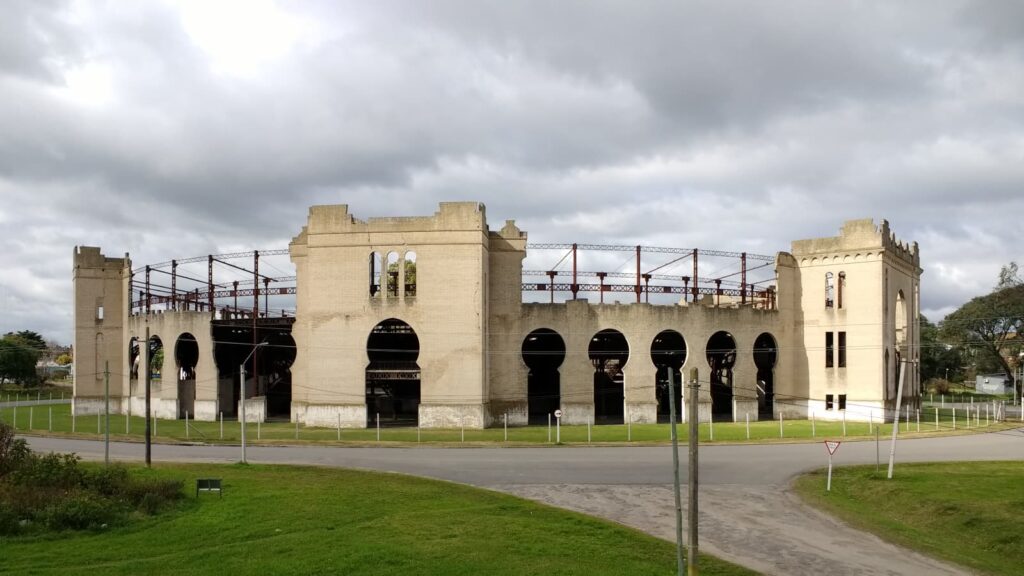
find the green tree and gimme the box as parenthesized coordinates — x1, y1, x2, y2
(0, 334, 41, 387)
(942, 281, 1024, 395)
(55, 353, 73, 366)
(920, 315, 962, 382)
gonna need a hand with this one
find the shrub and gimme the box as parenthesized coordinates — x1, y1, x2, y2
(927, 378, 952, 395)
(0, 423, 31, 478)
(84, 464, 131, 496)
(0, 502, 21, 536)
(10, 452, 83, 489)
(42, 493, 125, 531)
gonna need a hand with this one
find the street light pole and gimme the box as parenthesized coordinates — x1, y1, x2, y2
(239, 341, 268, 464)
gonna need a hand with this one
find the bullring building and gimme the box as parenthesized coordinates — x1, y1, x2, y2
(73, 202, 921, 427)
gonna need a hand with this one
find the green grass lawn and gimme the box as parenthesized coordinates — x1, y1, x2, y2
(1, 402, 1015, 446)
(794, 461, 1024, 576)
(0, 463, 753, 576)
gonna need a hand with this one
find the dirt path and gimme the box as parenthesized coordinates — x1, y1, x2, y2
(493, 484, 971, 576)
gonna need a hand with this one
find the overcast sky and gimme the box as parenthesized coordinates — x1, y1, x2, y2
(1, 0, 1022, 344)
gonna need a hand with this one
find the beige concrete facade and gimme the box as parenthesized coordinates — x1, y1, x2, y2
(73, 203, 921, 428)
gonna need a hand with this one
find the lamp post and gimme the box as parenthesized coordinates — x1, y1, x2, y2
(239, 342, 268, 463)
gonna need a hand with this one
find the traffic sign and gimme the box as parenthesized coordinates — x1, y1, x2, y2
(554, 409, 563, 418)
(824, 440, 841, 455)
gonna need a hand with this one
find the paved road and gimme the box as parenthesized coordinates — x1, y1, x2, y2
(25, 430, 1024, 575)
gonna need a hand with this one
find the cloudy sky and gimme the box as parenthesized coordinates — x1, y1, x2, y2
(1, 0, 1022, 343)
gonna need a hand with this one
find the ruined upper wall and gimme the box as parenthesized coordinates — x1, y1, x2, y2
(296, 202, 489, 239)
(73, 246, 130, 271)
(790, 219, 920, 268)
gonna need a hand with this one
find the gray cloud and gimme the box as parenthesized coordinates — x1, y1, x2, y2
(0, 0, 1021, 341)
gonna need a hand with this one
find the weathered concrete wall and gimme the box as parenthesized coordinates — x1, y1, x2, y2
(76, 207, 921, 429)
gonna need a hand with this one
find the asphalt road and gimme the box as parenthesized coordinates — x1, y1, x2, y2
(24, 429, 1024, 576)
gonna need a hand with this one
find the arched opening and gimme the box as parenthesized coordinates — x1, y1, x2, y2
(753, 333, 778, 417)
(386, 252, 400, 297)
(825, 272, 835, 308)
(128, 337, 140, 395)
(366, 319, 421, 426)
(148, 336, 164, 398)
(262, 330, 296, 419)
(590, 329, 628, 424)
(369, 252, 382, 297)
(706, 331, 737, 421)
(403, 251, 417, 297)
(175, 333, 199, 418)
(522, 328, 566, 424)
(651, 330, 687, 423)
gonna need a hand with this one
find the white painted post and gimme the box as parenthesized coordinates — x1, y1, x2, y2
(811, 411, 815, 437)
(257, 419, 261, 439)
(71, 410, 75, 433)
(153, 415, 157, 437)
(547, 413, 551, 443)
(778, 412, 783, 438)
(587, 416, 591, 444)
(916, 409, 920, 432)
(126, 412, 130, 434)
(827, 450, 833, 492)
(842, 410, 846, 437)
(29, 406, 33, 430)
(935, 407, 939, 430)
(746, 412, 750, 440)
(985, 404, 989, 426)
(376, 413, 380, 441)
(460, 414, 465, 443)
(556, 412, 560, 444)
(953, 408, 956, 430)
(219, 412, 223, 439)
(504, 413, 507, 442)
(941, 394, 944, 408)
(869, 410, 873, 434)
(185, 410, 189, 440)
(48, 406, 52, 432)
(337, 413, 341, 441)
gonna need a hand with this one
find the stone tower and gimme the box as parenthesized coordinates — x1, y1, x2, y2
(72, 246, 130, 415)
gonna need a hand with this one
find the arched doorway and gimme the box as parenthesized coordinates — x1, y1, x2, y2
(148, 335, 164, 387)
(366, 319, 421, 426)
(753, 333, 777, 417)
(590, 329, 629, 424)
(522, 328, 566, 424)
(263, 330, 296, 419)
(175, 333, 199, 418)
(128, 337, 140, 395)
(706, 331, 737, 421)
(651, 330, 687, 423)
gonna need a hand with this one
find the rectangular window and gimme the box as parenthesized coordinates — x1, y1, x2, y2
(825, 394, 834, 410)
(838, 332, 847, 367)
(838, 394, 847, 410)
(825, 332, 834, 368)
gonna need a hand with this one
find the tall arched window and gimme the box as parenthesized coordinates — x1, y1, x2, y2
(825, 272, 835, 308)
(837, 272, 846, 309)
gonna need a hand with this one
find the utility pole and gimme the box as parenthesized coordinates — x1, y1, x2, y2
(887, 352, 907, 479)
(104, 361, 110, 466)
(667, 369, 684, 576)
(688, 367, 699, 575)
(144, 326, 151, 468)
